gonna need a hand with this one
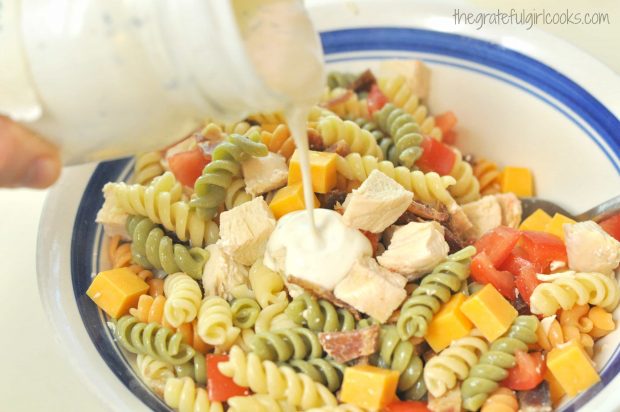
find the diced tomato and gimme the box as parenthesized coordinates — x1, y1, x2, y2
(206, 354, 250, 401)
(520, 231, 567, 271)
(168, 147, 211, 187)
(361, 230, 380, 256)
(502, 351, 546, 391)
(474, 226, 521, 267)
(417, 137, 457, 175)
(385, 400, 431, 412)
(514, 262, 540, 305)
(435, 111, 458, 134)
(471, 252, 516, 300)
(600, 213, 620, 242)
(367, 84, 388, 115)
(442, 129, 458, 145)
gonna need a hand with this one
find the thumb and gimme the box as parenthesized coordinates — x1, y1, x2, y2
(0, 116, 61, 189)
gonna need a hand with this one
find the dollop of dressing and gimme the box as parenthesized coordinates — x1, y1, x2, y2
(264, 209, 372, 290)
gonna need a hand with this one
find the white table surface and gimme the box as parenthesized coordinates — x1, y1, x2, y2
(1, 1, 618, 411)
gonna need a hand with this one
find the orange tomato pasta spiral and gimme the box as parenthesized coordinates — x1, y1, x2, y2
(481, 387, 518, 412)
(473, 158, 501, 195)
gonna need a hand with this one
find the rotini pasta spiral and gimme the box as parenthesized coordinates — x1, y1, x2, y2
(378, 75, 442, 139)
(164, 377, 224, 412)
(212, 120, 261, 137)
(320, 87, 369, 120)
(133, 151, 164, 186)
(354, 117, 385, 141)
(163, 273, 203, 328)
(374, 325, 426, 400)
(227, 394, 296, 412)
(287, 359, 346, 393)
(260, 124, 297, 161)
(530, 271, 620, 316)
(448, 148, 481, 204)
(255, 300, 296, 333)
(174, 352, 207, 385)
(481, 387, 518, 412)
(136, 354, 175, 395)
(196, 296, 240, 350)
(473, 158, 501, 196)
(108, 235, 154, 282)
(373, 103, 424, 166)
(337, 153, 457, 208)
(306, 406, 365, 412)
(326, 71, 357, 89)
(130, 294, 172, 328)
(397, 246, 476, 339)
(107, 172, 218, 247)
(218, 346, 338, 410)
(318, 115, 383, 159)
(536, 312, 595, 357)
(250, 327, 323, 362)
(224, 178, 252, 211)
(127, 215, 209, 279)
(249, 260, 287, 308)
(231, 297, 261, 329)
(424, 330, 489, 397)
(115, 315, 195, 365)
(191, 133, 268, 219)
(286, 293, 358, 332)
(461, 315, 539, 411)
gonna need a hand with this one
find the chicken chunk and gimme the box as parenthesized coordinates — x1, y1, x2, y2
(377, 221, 449, 279)
(379, 60, 430, 99)
(342, 169, 413, 233)
(96, 183, 129, 239)
(334, 257, 407, 322)
(241, 152, 288, 196)
(461, 195, 503, 240)
(219, 197, 276, 266)
(494, 193, 522, 228)
(202, 243, 249, 300)
(564, 221, 620, 275)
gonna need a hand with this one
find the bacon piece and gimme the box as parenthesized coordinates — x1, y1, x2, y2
(287, 276, 361, 319)
(307, 128, 325, 151)
(318, 324, 380, 363)
(349, 69, 377, 93)
(325, 140, 351, 157)
(407, 201, 449, 222)
(318, 190, 348, 210)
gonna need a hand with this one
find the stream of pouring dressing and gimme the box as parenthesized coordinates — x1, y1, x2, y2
(234, 0, 372, 286)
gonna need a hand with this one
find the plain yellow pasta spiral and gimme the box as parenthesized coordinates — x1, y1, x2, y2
(227, 394, 296, 412)
(378, 75, 442, 139)
(337, 153, 457, 207)
(249, 261, 287, 308)
(164, 273, 203, 328)
(136, 354, 175, 396)
(530, 271, 620, 316)
(196, 296, 240, 350)
(164, 377, 223, 412)
(448, 148, 481, 204)
(424, 330, 489, 397)
(107, 172, 219, 247)
(133, 151, 164, 186)
(473, 158, 501, 196)
(320, 87, 369, 119)
(218, 346, 338, 410)
(318, 116, 384, 159)
(481, 387, 518, 412)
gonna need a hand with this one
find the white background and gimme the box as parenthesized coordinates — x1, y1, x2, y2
(0, 0, 618, 411)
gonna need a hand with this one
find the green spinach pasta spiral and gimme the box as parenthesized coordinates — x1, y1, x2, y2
(174, 352, 207, 386)
(191, 133, 268, 219)
(374, 103, 424, 167)
(231, 297, 261, 329)
(373, 325, 426, 400)
(126, 215, 209, 279)
(218, 345, 338, 410)
(327, 71, 357, 89)
(115, 315, 195, 365)
(354, 117, 385, 141)
(461, 316, 539, 411)
(286, 293, 358, 332)
(397, 246, 476, 340)
(287, 359, 346, 393)
(250, 327, 323, 362)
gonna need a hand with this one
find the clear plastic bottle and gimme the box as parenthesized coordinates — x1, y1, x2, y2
(0, 0, 325, 164)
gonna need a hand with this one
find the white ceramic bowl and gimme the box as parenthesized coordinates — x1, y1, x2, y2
(38, 0, 620, 410)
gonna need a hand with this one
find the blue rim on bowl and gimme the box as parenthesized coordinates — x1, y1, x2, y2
(71, 27, 620, 411)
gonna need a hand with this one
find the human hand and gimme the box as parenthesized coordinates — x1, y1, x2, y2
(0, 116, 61, 189)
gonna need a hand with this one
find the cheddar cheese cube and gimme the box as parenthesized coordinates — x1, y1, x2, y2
(519, 208, 552, 232)
(86, 268, 149, 318)
(288, 150, 337, 193)
(268, 183, 319, 219)
(425, 293, 473, 352)
(460, 284, 517, 342)
(340, 365, 399, 410)
(547, 340, 600, 396)
(544, 213, 576, 241)
(501, 167, 533, 197)
(544, 368, 566, 405)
